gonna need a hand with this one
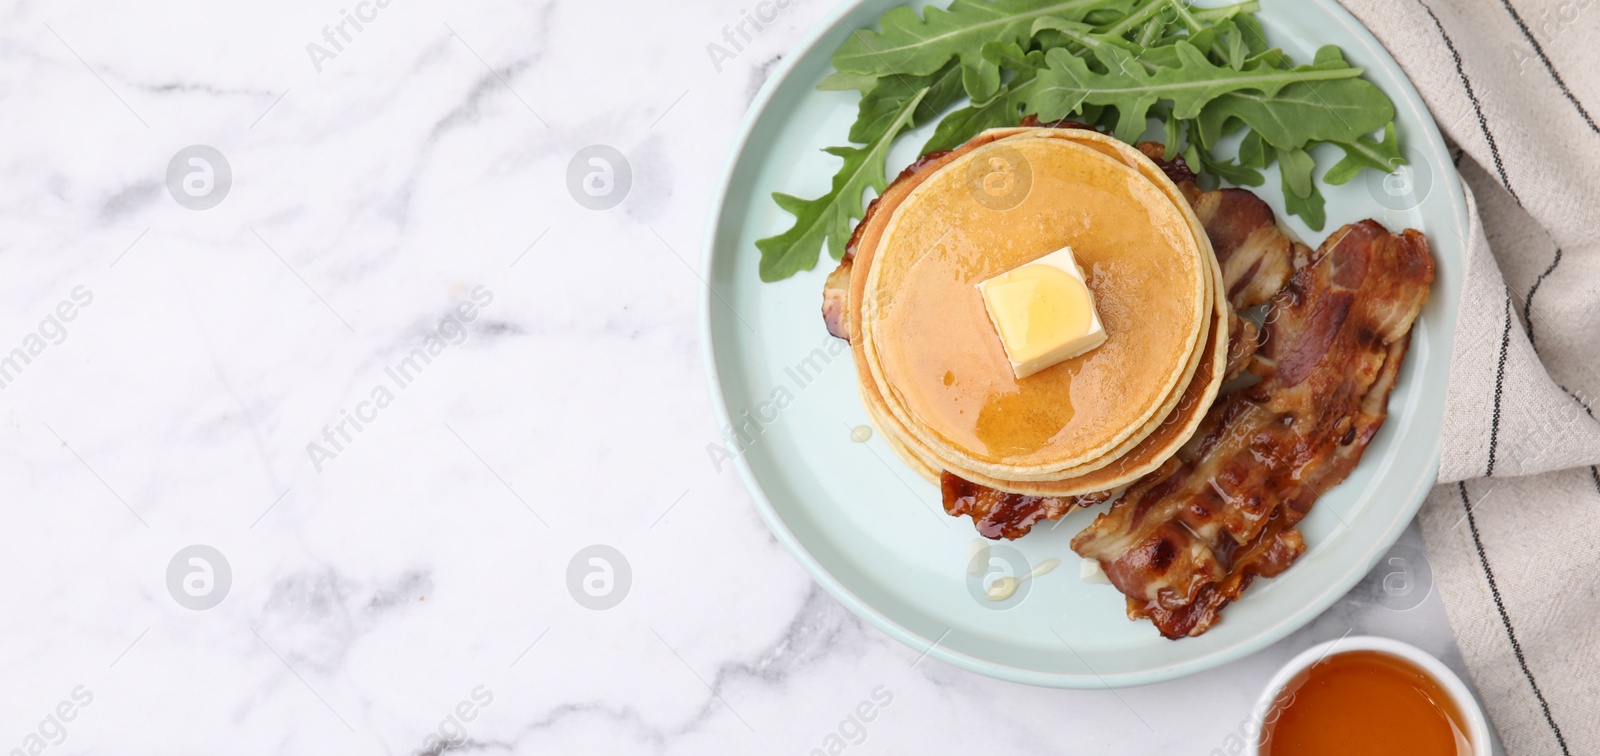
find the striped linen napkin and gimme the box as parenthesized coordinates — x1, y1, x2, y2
(1340, 1, 1600, 753)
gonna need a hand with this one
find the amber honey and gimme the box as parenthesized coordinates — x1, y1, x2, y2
(1260, 650, 1473, 755)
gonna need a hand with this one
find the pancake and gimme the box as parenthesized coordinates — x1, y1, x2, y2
(872, 273, 1225, 496)
(859, 135, 1210, 481)
(910, 296, 1225, 495)
(844, 127, 1229, 496)
(971, 130, 1229, 493)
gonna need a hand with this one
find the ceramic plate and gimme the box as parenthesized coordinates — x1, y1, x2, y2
(701, 0, 1466, 687)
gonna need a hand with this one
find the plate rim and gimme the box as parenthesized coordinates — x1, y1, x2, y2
(699, 0, 1467, 688)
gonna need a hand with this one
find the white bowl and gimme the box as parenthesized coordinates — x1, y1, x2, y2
(1246, 636, 1491, 755)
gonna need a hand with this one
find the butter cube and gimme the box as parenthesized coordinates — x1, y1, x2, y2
(976, 246, 1107, 379)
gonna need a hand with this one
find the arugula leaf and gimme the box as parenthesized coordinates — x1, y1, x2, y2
(921, 44, 1045, 153)
(832, 0, 1124, 97)
(1324, 123, 1402, 185)
(1193, 48, 1394, 149)
(1237, 129, 1269, 168)
(1280, 144, 1314, 199)
(1198, 152, 1265, 187)
(1199, 19, 1250, 69)
(922, 93, 1020, 153)
(756, 89, 929, 282)
(1134, 14, 1166, 47)
(962, 62, 1003, 102)
(1101, 0, 1168, 38)
(1162, 107, 1180, 158)
(1231, 13, 1272, 56)
(757, 0, 1411, 279)
(816, 70, 879, 94)
(1190, 1, 1261, 24)
(984, 38, 1047, 70)
(1195, 79, 1394, 151)
(1032, 16, 1143, 58)
(1028, 42, 1365, 142)
(1167, 0, 1206, 35)
(1082, 6, 1132, 27)
(1278, 146, 1326, 230)
(848, 61, 966, 143)
(1182, 141, 1202, 175)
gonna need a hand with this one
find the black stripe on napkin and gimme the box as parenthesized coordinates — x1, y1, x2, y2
(1497, 0, 1600, 135)
(1523, 247, 1563, 349)
(1419, 0, 1522, 204)
(1486, 291, 1512, 477)
(1556, 391, 1600, 496)
(1565, 387, 1594, 418)
(1458, 481, 1572, 755)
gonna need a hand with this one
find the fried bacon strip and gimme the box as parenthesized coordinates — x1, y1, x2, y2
(1133, 140, 1197, 187)
(1224, 309, 1261, 382)
(942, 477, 1113, 540)
(1190, 187, 1305, 309)
(822, 259, 853, 340)
(1070, 220, 1433, 638)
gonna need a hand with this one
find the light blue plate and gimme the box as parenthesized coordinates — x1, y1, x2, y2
(701, 0, 1466, 687)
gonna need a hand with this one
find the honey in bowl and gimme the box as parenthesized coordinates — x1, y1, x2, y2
(1260, 650, 1473, 756)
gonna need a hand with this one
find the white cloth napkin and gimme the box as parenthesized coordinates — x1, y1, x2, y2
(1339, 1, 1600, 752)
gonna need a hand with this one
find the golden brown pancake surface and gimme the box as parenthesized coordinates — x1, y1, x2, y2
(861, 137, 1208, 475)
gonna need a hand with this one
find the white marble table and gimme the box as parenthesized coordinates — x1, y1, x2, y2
(0, 0, 1496, 753)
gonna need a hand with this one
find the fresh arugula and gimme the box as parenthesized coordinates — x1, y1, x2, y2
(847, 61, 968, 144)
(756, 88, 929, 282)
(831, 0, 1129, 99)
(756, 0, 1406, 281)
(1324, 123, 1401, 185)
(923, 43, 1050, 153)
(1023, 43, 1367, 143)
(1278, 145, 1325, 230)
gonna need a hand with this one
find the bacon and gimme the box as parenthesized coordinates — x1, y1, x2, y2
(941, 473, 1113, 540)
(1135, 141, 1198, 186)
(1189, 187, 1305, 311)
(1070, 220, 1433, 638)
(822, 258, 853, 340)
(1133, 142, 1313, 280)
(1224, 308, 1261, 383)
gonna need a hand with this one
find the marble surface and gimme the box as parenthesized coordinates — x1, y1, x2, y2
(0, 0, 1497, 753)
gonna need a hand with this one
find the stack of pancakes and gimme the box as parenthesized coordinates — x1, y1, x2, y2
(845, 128, 1229, 496)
